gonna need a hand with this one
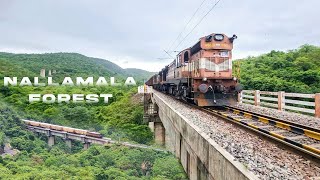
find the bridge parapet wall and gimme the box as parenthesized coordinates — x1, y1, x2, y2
(151, 92, 257, 180)
(239, 90, 320, 118)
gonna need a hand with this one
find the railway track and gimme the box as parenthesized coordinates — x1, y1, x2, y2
(202, 106, 320, 159)
(156, 90, 320, 159)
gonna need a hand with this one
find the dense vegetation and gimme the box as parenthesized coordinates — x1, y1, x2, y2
(0, 52, 186, 179)
(1, 84, 153, 144)
(0, 103, 186, 179)
(0, 52, 154, 144)
(235, 45, 320, 93)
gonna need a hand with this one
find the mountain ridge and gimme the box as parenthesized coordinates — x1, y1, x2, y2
(0, 52, 155, 82)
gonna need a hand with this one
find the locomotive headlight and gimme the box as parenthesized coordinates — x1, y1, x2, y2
(202, 77, 207, 81)
(214, 34, 224, 41)
(198, 84, 208, 93)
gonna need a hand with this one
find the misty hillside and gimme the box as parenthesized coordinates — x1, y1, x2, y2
(0, 52, 154, 82)
(125, 68, 156, 82)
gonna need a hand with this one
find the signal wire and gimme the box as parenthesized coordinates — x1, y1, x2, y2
(173, 0, 222, 51)
(166, 0, 208, 52)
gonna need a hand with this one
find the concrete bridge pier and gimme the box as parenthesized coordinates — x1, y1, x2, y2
(146, 102, 165, 146)
(154, 122, 165, 145)
(40, 69, 46, 77)
(83, 142, 90, 150)
(65, 139, 72, 148)
(48, 136, 55, 147)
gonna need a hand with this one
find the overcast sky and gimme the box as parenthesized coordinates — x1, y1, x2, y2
(0, 0, 319, 72)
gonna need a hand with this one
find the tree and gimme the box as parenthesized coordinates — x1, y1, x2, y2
(152, 156, 187, 179)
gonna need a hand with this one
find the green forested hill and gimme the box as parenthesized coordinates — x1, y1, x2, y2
(125, 68, 156, 82)
(235, 45, 320, 93)
(0, 52, 154, 143)
(0, 52, 186, 179)
(0, 52, 152, 82)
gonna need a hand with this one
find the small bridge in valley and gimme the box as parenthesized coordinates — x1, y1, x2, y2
(23, 121, 166, 152)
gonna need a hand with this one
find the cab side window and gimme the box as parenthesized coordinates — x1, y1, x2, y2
(184, 51, 189, 63)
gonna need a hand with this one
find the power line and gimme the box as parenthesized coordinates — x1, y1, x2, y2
(166, 0, 208, 52)
(157, 58, 174, 60)
(163, 50, 175, 59)
(173, 0, 222, 51)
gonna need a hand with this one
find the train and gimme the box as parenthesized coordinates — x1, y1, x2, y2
(146, 33, 241, 106)
(22, 119, 103, 138)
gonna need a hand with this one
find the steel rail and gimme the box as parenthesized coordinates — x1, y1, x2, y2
(225, 105, 320, 133)
(202, 107, 320, 159)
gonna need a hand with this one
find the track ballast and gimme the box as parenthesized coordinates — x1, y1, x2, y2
(202, 106, 320, 159)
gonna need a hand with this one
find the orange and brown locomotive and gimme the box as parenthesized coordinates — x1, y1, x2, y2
(146, 33, 241, 106)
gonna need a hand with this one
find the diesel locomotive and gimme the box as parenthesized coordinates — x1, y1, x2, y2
(146, 33, 241, 106)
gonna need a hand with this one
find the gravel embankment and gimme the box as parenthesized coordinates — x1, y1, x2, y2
(154, 91, 320, 179)
(235, 103, 320, 129)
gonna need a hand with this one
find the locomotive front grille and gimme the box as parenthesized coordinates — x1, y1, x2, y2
(203, 57, 230, 72)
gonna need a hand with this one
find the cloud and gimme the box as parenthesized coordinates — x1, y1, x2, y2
(0, 0, 319, 71)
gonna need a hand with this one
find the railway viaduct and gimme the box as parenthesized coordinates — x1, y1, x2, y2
(145, 91, 257, 180)
(25, 123, 166, 152)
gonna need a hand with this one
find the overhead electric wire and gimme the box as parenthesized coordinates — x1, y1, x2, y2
(163, 50, 175, 59)
(172, 0, 222, 51)
(166, 0, 208, 52)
